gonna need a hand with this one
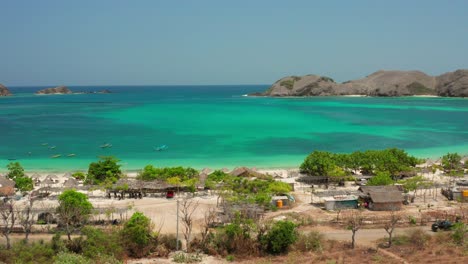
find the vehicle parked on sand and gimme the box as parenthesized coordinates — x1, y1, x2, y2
(431, 220, 453, 232)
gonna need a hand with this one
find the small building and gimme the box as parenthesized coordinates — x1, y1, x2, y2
(323, 195, 358, 211)
(271, 195, 294, 208)
(358, 186, 404, 211)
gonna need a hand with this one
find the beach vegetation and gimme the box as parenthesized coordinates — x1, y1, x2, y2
(72, 171, 86, 180)
(441, 152, 463, 174)
(5, 162, 33, 192)
(13, 176, 34, 192)
(6, 162, 25, 179)
(120, 212, 155, 258)
(397, 175, 429, 196)
(366, 171, 394, 186)
(86, 156, 122, 185)
(300, 148, 420, 180)
(137, 165, 198, 181)
(56, 189, 93, 241)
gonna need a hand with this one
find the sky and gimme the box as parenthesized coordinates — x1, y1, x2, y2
(1, 0, 468, 86)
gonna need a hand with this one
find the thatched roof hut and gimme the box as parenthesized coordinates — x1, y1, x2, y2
(358, 186, 404, 211)
(0, 176, 15, 196)
(63, 178, 78, 188)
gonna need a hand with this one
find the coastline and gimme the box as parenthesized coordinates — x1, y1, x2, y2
(1, 150, 466, 175)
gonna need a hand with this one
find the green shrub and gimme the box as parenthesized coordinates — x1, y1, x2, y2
(2, 240, 56, 264)
(408, 216, 417, 225)
(54, 252, 91, 264)
(452, 222, 467, 245)
(366, 171, 394, 186)
(173, 252, 203, 263)
(260, 220, 297, 254)
(120, 212, 155, 257)
(293, 231, 323, 252)
(72, 172, 86, 180)
(81, 227, 125, 260)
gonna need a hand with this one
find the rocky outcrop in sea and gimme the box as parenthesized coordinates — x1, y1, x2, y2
(0, 84, 12, 96)
(252, 69, 468, 97)
(36, 86, 73, 95)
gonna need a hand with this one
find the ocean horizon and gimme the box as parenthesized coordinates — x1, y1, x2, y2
(1, 85, 467, 173)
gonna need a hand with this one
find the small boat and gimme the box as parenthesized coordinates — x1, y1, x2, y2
(7, 158, 17, 161)
(41, 143, 49, 146)
(48, 146, 57, 149)
(100, 143, 112, 148)
(51, 154, 61, 158)
(154, 145, 168, 151)
(67, 154, 76, 157)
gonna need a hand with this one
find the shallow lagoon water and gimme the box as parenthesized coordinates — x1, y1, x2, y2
(1, 85, 467, 172)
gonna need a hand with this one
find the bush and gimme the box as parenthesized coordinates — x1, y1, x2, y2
(54, 252, 91, 264)
(452, 222, 467, 245)
(87, 156, 122, 185)
(120, 212, 155, 257)
(260, 220, 297, 254)
(172, 252, 203, 263)
(0, 240, 55, 264)
(408, 228, 429, 249)
(158, 234, 180, 251)
(81, 227, 125, 260)
(293, 231, 323, 252)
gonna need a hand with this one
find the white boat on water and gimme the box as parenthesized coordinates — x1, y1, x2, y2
(100, 143, 112, 148)
(154, 145, 168, 151)
(67, 154, 76, 157)
(51, 154, 61, 158)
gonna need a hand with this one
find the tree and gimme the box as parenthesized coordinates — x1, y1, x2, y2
(366, 171, 394, 186)
(56, 189, 93, 240)
(384, 208, 402, 247)
(87, 156, 122, 185)
(0, 199, 16, 249)
(300, 151, 337, 176)
(14, 176, 33, 192)
(267, 181, 292, 195)
(260, 220, 297, 254)
(6, 162, 25, 179)
(180, 199, 199, 252)
(120, 212, 154, 257)
(441, 152, 462, 173)
(344, 210, 363, 249)
(167, 176, 182, 195)
(398, 176, 428, 199)
(17, 197, 37, 242)
(6, 162, 33, 192)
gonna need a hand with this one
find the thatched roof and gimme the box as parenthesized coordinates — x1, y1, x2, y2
(31, 173, 41, 181)
(358, 185, 402, 195)
(229, 167, 263, 177)
(47, 174, 59, 180)
(0, 176, 15, 196)
(369, 191, 404, 203)
(41, 178, 54, 185)
(0, 176, 15, 188)
(63, 178, 78, 188)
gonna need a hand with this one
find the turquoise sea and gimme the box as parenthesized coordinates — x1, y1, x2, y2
(1, 85, 467, 172)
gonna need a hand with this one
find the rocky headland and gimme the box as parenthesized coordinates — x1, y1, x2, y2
(251, 69, 468, 97)
(35, 86, 73, 95)
(0, 84, 12, 96)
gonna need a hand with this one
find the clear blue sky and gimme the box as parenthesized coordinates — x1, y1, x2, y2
(1, 0, 468, 86)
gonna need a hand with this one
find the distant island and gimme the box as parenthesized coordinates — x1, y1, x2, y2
(36, 86, 73, 95)
(250, 69, 468, 97)
(0, 84, 12, 96)
(30, 86, 111, 95)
